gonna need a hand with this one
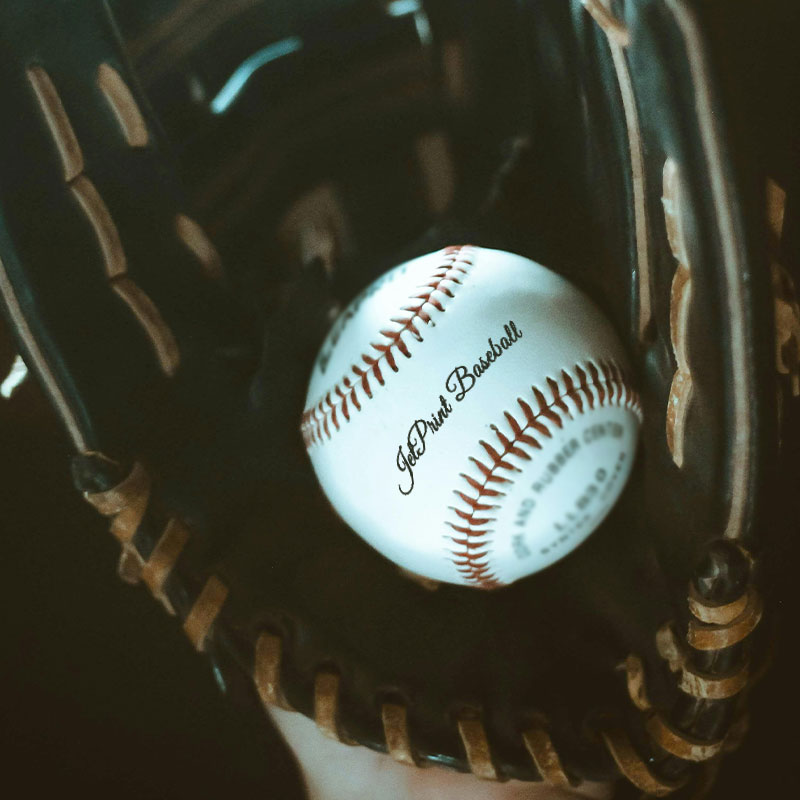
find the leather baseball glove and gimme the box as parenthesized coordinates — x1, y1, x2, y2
(2, 1, 797, 796)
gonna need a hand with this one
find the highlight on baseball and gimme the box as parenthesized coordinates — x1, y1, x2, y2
(302, 246, 642, 589)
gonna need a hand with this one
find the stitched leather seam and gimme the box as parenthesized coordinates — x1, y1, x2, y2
(447, 360, 642, 589)
(301, 245, 475, 447)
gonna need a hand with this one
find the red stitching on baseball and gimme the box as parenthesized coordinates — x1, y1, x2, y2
(447, 360, 642, 589)
(302, 246, 475, 447)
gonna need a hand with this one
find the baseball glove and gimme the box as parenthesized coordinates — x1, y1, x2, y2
(1, 0, 797, 796)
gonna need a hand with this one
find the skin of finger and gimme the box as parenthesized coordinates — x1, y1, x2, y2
(267, 706, 614, 800)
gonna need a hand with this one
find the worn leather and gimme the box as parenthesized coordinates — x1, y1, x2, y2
(0, 0, 790, 793)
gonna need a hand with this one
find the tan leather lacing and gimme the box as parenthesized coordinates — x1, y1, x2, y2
(26, 64, 220, 381)
(96, 62, 149, 148)
(81, 447, 762, 796)
(663, 158, 694, 468)
(27, 64, 178, 375)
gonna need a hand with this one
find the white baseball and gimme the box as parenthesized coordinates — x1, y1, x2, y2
(302, 246, 642, 589)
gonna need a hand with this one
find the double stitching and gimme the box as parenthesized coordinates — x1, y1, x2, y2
(302, 245, 475, 446)
(447, 361, 642, 588)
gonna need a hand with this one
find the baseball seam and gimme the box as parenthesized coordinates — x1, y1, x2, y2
(302, 245, 475, 447)
(447, 360, 642, 589)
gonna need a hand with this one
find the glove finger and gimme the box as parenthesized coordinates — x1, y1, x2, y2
(0, 0, 254, 461)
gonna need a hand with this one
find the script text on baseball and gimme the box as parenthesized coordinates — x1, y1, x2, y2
(396, 321, 522, 495)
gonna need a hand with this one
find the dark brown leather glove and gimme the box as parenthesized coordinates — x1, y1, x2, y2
(2, 1, 796, 797)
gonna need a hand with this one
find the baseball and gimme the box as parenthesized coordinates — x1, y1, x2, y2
(302, 246, 642, 589)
